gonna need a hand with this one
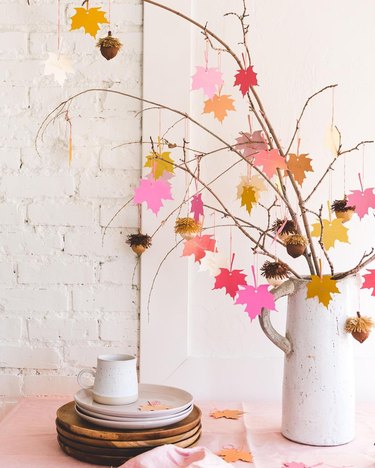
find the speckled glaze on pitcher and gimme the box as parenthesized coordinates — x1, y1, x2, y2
(259, 274, 358, 446)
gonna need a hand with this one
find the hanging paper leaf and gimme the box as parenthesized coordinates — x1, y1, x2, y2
(306, 275, 339, 307)
(144, 150, 175, 179)
(70, 7, 109, 38)
(347, 188, 375, 219)
(210, 409, 244, 420)
(235, 130, 267, 159)
(234, 65, 258, 96)
(217, 447, 253, 463)
(190, 193, 204, 222)
(362, 269, 375, 296)
(235, 284, 276, 320)
(133, 177, 173, 214)
(311, 218, 349, 250)
(44, 53, 74, 86)
(182, 235, 216, 263)
(199, 251, 229, 276)
(191, 66, 224, 98)
(213, 268, 247, 299)
(241, 185, 257, 214)
(325, 125, 341, 157)
(237, 175, 266, 201)
(252, 149, 287, 178)
(286, 153, 313, 186)
(203, 94, 235, 122)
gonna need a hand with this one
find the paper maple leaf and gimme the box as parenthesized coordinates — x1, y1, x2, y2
(241, 185, 257, 214)
(70, 7, 109, 38)
(190, 193, 204, 222)
(44, 53, 74, 86)
(283, 463, 309, 468)
(362, 269, 375, 296)
(217, 447, 253, 463)
(210, 409, 244, 420)
(235, 284, 276, 320)
(286, 153, 313, 186)
(191, 66, 224, 98)
(237, 176, 266, 201)
(133, 177, 172, 214)
(325, 125, 341, 157)
(311, 218, 349, 250)
(235, 130, 267, 159)
(182, 235, 216, 263)
(139, 401, 171, 411)
(347, 188, 375, 219)
(144, 150, 174, 179)
(306, 275, 339, 307)
(199, 251, 229, 276)
(252, 149, 287, 178)
(203, 94, 235, 122)
(213, 268, 247, 299)
(234, 65, 258, 96)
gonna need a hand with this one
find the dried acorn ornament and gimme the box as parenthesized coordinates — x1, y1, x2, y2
(174, 217, 201, 240)
(97, 31, 122, 60)
(284, 234, 308, 258)
(345, 312, 374, 343)
(331, 197, 356, 223)
(260, 261, 290, 287)
(271, 219, 297, 241)
(126, 233, 152, 255)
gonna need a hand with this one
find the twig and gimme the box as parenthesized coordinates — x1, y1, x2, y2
(333, 249, 375, 280)
(101, 197, 134, 245)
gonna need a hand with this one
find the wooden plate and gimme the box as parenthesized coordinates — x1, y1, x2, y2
(56, 402, 201, 440)
(58, 429, 201, 467)
(56, 421, 202, 448)
(57, 425, 201, 456)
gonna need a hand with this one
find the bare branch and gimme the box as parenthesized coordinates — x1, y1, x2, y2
(333, 249, 375, 280)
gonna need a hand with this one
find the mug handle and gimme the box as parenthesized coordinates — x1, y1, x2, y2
(77, 368, 96, 389)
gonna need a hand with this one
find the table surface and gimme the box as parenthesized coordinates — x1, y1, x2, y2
(0, 397, 374, 468)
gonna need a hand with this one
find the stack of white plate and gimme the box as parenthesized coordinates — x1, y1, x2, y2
(74, 383, 194, 430)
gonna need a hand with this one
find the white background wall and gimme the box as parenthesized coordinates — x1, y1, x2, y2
(141, 0, 375, 401)
(0, 0, 143, 416)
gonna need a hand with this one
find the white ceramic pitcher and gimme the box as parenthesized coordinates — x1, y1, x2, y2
(259, 274, 358, 446)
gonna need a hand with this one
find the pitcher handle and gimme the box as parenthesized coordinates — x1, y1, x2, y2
(258, 279, 295, 355)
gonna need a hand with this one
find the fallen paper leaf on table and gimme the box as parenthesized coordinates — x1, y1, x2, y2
(139, 401, 171, 411)
(191, 66, 224, 98)
(210, 409, 244, 419)
(311, 218, 349, 250)
(217, 447, 253, 463)
(234, 65, 258, 95)
(283, 463, 309, 468)
(306, 275, 339, 307)
(70, 7, 108, 38)
(203, 94, 235, 122)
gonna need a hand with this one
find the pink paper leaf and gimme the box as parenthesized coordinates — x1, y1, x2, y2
(190, 193, 204, 222)
(213, 268, 247, 299)
(252, 149, 287, 178)
(347, 187, 375, 219)
(191, 66, 224, 98)
(283, 463, 309, 468)
(235, 284, 276, 320)
(234, 65, 258, 96)
(133, 177, 173, 214)
(362, 269, 375, 296)
(235, 130, 267, 159)
(182, 235, 216, 263)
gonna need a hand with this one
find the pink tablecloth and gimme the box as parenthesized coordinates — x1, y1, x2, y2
(0, 398, 374, 467)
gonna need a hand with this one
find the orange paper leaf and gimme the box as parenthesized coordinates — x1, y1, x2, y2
(203, 94, 235, 122)
(286, 153, 313, 186)
(217, 447, 253, 463)
(210, 409, 244, 419)
(306, 275, 340, 307)
(139, 402, 171, 411)
(70, 7, 109, 38)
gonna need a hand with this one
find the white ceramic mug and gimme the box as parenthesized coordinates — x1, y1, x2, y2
(77, 354, 138, 405)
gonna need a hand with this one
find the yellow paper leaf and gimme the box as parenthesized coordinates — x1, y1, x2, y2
(236, 175, 266, 200)
(144, 151, 174, 179)
(325, 125, 341, 157)
(70, 7, 109, 38)
(210, 409, 244, 420)
(203, 94, 235, 122)
(241, 185, 257, 214)
(306, 275, 340, 307)
(311, 218, 349, 250)
(217, 447, 253, 463)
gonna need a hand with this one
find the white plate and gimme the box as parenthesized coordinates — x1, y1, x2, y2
(74, 384, 193, 418)
(75, 404, 193, 430)
(76, 402, 193, 422)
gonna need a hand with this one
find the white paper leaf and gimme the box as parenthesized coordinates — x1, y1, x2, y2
(44, 53, 75, 86)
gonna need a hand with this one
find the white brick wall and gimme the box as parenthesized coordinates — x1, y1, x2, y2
(0, 0, 142, 402)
